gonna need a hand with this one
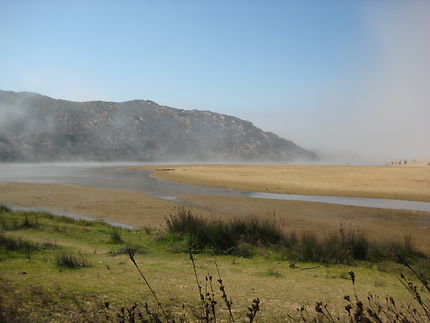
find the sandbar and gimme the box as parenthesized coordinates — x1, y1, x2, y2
(135, 164, 430, 202)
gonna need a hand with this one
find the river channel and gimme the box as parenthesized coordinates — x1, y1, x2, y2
(1, 163, 430, 213)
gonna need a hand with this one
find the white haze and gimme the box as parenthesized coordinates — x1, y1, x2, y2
(262, 1, 430, 163)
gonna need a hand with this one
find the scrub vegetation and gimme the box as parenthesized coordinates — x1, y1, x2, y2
(166, 208, 423, 264)
(1, 205, 429, 322)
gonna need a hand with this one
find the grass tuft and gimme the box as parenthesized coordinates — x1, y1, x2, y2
(56, 253, 91, 268)
(0, 233, 40, 252)
(166, 208, 282, 255)
(0, 204, 11, 213)
(21, 215, 41, 229)
(109, 227, 124, 244)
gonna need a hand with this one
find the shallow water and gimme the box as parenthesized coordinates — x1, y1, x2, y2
(1, 163, 430, 212)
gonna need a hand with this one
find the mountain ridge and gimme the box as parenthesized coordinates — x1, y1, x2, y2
(0, 90, 318, 162)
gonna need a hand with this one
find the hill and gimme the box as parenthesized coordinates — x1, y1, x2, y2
(0, 90, 317, 162)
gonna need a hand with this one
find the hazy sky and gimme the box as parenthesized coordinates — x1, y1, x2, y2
(1, 1, 429, 161)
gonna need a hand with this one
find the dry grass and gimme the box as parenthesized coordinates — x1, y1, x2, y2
(137, 164, 430, 202)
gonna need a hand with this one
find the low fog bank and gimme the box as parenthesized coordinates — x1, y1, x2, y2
(325, 2, 429, 162)
(0, 158, 383, 168)
(261, 2, 430, 163)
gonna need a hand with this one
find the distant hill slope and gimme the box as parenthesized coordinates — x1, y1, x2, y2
(0, 90, 318, 162)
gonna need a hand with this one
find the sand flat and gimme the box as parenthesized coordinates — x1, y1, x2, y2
(0, 182, 181, 227)
(135, 164, 430, 202)
(1, 181, 429, 253)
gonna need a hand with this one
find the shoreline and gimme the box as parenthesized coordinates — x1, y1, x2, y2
(6, 204, 136, 229)
(0, 182, 184, 228)
(2, 181, 429, 253)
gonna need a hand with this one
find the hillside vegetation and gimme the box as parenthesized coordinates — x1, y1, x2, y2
(0, 90, 317, 162)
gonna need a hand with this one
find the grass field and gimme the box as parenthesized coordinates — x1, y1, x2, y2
(137, 164, 430, 202)
(1, 207, 428, 322)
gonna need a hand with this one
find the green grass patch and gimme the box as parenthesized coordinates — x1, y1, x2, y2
(1, 207, 429, 321)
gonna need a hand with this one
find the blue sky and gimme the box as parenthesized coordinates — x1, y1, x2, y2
(1, 1, 429, 160)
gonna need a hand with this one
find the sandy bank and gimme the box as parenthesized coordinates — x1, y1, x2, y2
(135, 164, 430, 202)
(0, 182, 182, 227)
(1, 181, 430, 253)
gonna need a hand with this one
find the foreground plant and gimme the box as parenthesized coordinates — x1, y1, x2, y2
(119, 247, 261, 322)
(292, 265, 430, 322)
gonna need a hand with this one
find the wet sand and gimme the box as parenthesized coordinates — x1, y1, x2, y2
(0, 182, 184, 228)
(137, 164, 430, 202)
